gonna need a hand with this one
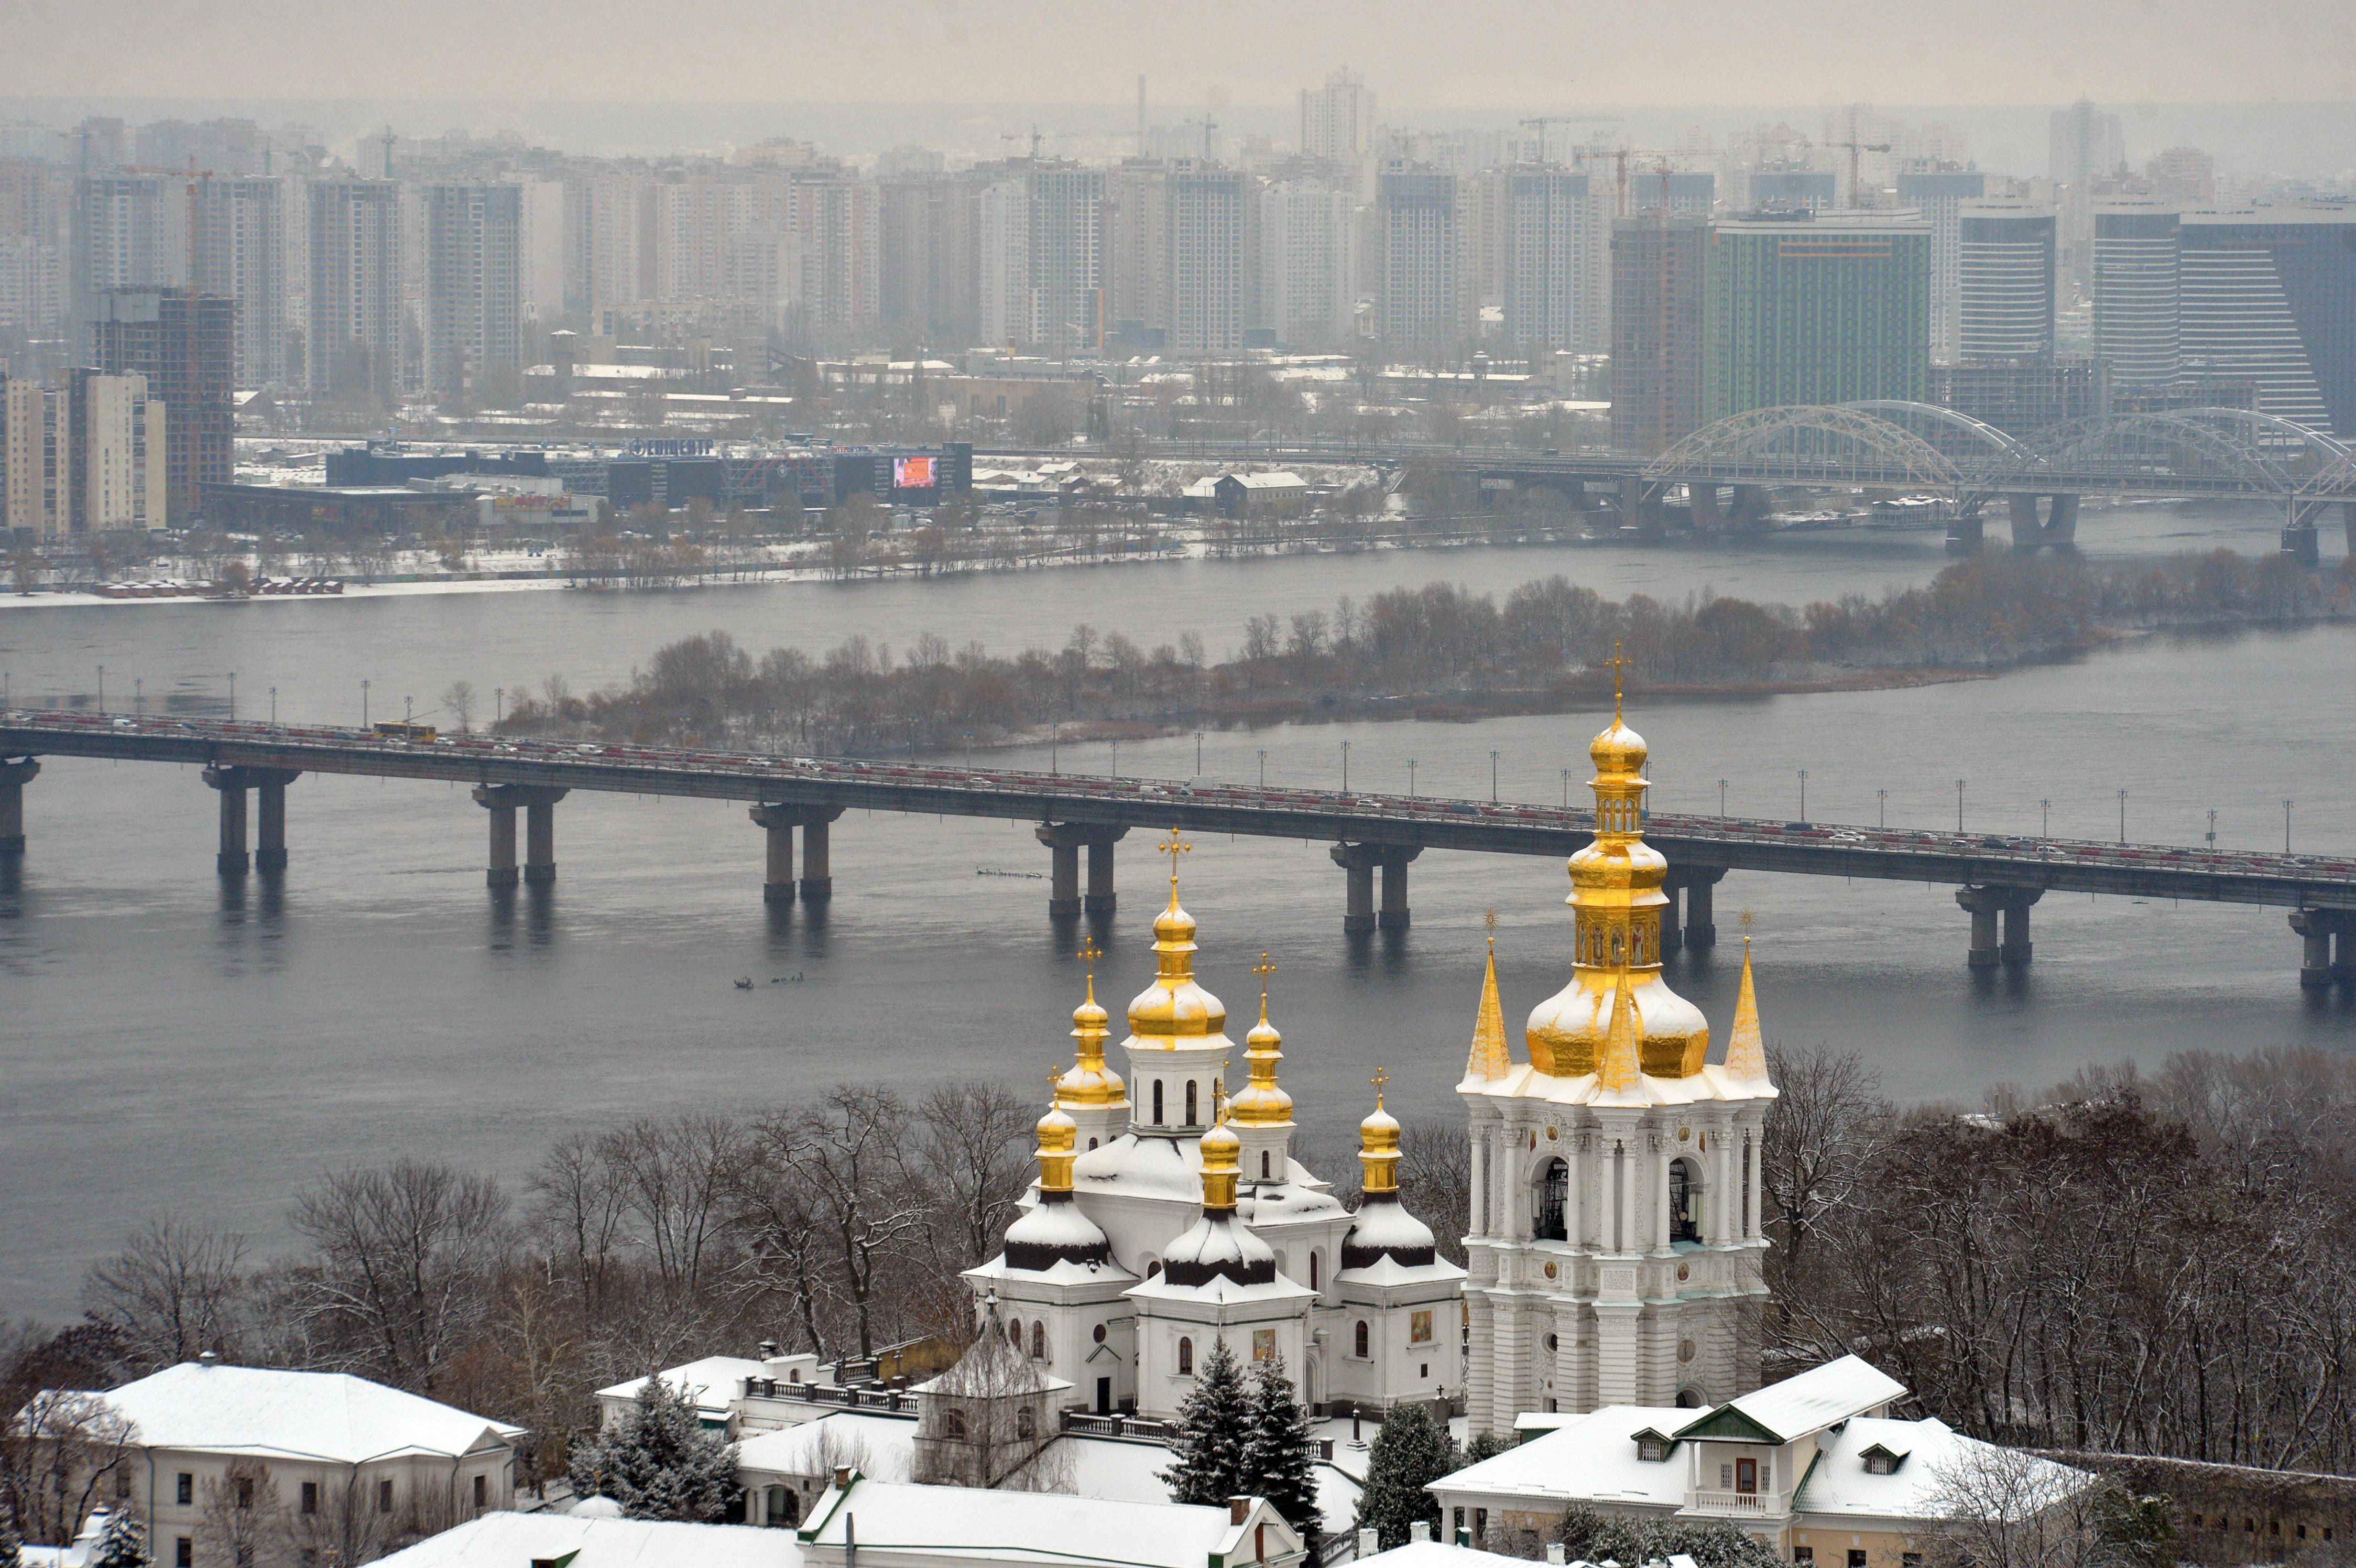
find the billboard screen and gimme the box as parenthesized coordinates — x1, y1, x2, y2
(893, 456, 937, 489)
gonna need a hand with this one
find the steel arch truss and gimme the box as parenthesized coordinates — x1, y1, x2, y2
(1966, 409, 2341, 505)
(1643, 405, 1965, 490)
(1839, 401, 2038, 464)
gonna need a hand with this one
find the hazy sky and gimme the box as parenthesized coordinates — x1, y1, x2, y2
(8, 0, 2354, 108)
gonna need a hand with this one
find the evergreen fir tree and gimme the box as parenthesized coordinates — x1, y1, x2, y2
(1159, 1339, 1251, 1505)
(1354, 1403, 1460, 1549)
(1462, 1428, 1511, 1466)
(88, 1509, 152, 1568)
(1240, 1355, 1321, 1555)
(565, 1375, 738, 1522)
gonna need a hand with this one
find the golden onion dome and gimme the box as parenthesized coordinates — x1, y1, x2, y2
(1526, 697, 1710, 1079)
(1358, 1072, 1402, 1195)
(1057, 963, 1127, 1109)
(1035, 1100, 1080, 1193)
(1590, 717, 1648, 775)
(1125, 841, 1227, 1044)
(1198, 1108, 1242, 1211)
(1228, 972, 1294, 1128)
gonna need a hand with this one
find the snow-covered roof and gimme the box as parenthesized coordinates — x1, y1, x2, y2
(1076, 1132, 1212, 1203)
(1677, 1355, 1906, 1444)
(376, 1512, 800, 1568)
(1359, 1543, 1530, 1568)
(1796, 1416, 2092, 1521)
(596, 1355, 765, 1415)
(799, 1477, 1290, 1568)
(60, 1363, 522, 1465)
(1458, 1058, 1778, 1108)
(1434, 1405, 1694, 1510)
(738, 1412, 917, 1483)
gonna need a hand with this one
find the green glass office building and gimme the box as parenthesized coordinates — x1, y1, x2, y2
(1703, 213, 1932, 419)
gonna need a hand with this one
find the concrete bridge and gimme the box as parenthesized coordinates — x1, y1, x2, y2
(7, 710, 2356, 989)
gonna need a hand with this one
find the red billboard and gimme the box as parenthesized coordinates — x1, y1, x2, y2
(892, 456, 937, 489)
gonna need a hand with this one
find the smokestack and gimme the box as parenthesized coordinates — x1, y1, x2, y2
(1137, 76, 1147, 158)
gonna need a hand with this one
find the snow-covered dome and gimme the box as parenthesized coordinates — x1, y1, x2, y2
(1160, 1209, 1278, 1289)
(1340, 1191, 1439, 1271)
(570, 1495, 625, 1519)
(1003, 1194, 1115, 1272)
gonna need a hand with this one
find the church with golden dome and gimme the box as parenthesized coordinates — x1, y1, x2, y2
(970, 689, 1776, 1434)
(1460, 692, 1777, 1437)
(966, 838, 1465, 1420)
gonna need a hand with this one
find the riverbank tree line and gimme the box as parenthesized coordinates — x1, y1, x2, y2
(489, 550, 2356, 752)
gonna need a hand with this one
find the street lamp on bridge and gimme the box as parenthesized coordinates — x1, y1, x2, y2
(1491, 750, 1499, 803)
(1341, 740, 1351, 792)
(1257, 750, 1267, 787)
(2285, 799, 2295, 854)
(1798, 769, 1808, 822)
(2118, 789, 2128, 844)
(1876, 788, 1887, 829)
(1955, 778, 1965, 833)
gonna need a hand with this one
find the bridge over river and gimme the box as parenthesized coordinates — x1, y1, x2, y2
(7, 710, 2356, 989)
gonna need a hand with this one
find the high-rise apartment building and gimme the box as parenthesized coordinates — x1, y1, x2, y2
(1299, 70, 1375, 164)
(1502, 168, 1602, 354)
(1626, 172, 1715, 215)
(189, 176, 286, 386)
(308, 180, 403, 401)
(423, 185, 522, 401)
(1703, 212, 1932, 418)
(1376, 166, 1460, 350)
(1744, 168, 1834, 213)
(1895, 167, 1987, 362)
(88, 285, 229, 521)
(65, 368, 165, 532)
(1610, 212, 1708, 453)
(0, 163, 68, 341)
(0, 376, 65, 536)
(975, 175, 1029, 347)
(2049, 101, 2125, 187)
(787, 173, 881, 346)
(1256, 177, 1356, 349)
(70, 174, 170, 348)
(879, 172, 977, 343)
(2092, 201, 2181, 388)
(1958, 200, 2057, 360)
(563, 169, 652, 324)
(2181, 208, 2356, 438)
(2, 370, 167, 539)
(1161, 162, 1251, 355)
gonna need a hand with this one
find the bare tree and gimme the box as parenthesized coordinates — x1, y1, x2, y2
(1761, 1043, 1887, 1280)
(199, 1460, 288, 1568)
(285, 1161, 511, 1394)
(752, 1087, 930, 1358)
(527, 1133, 633, 1322)
(914, 1082, 1036, 1270)
(1398, 1119, 1472, 1267)
(442, 681, 477, 733)
(81, 1217, 249, 1372)
(3, 1391, 138, 1546)
(1925, 1442, 2117, 1568)
(595, 1116, 744, 1304)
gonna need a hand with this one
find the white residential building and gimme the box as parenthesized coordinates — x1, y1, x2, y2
(1432, 1356, 2094, 1559)
(1259, 178, 1357, 349)
(17, 1358, 522, 1568)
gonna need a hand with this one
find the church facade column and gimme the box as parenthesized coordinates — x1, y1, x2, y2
(1469, 1128, 1488, 1237)
(1466, 1294, 1497, 1437)
(1745, 1130, 1762, 1241)
(1654, 1136, 1674, 1255)
(1565, 1130, 1584, 1250)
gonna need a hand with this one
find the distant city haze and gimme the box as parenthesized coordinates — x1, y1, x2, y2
(8, 0, 2354, 111)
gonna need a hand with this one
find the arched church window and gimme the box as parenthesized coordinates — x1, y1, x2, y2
(1536, 1158, 1569, 1241)
(1017, 1405, 1036, 1439)
(1153, 1080, 1165, 1125)
(943, 1409, 967, 1440)
(1261, 1150, 1270, 1179)
(1670, 1158, 1701, 1244)
(1309, 1252, 1320, 1289)
(1031, 1321, 1046, 1360)
(1354, 1321, 1369, 1358)
(1006, 1317, 1022, 1346)
(1186, 1080, 1199, 1125)
(1178, 1337, 1194, 1375)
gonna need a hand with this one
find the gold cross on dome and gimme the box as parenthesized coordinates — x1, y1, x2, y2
(1370, 1066, 1389, 1093)
(1076, 935, 1102, 970)
(1604, 642, 1633, 719)
(1156, 826, 1191, 893)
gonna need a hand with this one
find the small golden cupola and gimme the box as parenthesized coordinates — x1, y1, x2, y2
(1524, 660, 1712, 1079)
(1056, 938, 1127, 1109)
(1001, 1089, 1114, 1272)
(1357, 1069, 1401, 1196)
(1228, 953, 1294, 1127)
(1196, 1104, 1242, 1213)
(1339, 1068, 1441, 1272)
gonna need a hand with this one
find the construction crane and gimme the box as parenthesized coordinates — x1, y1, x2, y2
(1837, 138, 1892, 208)
(999, 124, 1074, 161)
(1516, 114, 1621, 166)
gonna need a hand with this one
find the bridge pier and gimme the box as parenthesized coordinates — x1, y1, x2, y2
(1379, 847, 1420, 931)
(202, 766, 256, 874)
(2281, 499, 2325, 566)
(2289, 909, 2356, 990)
(800, 810, 840, 903)
(2005, 494, 2079, 553)
(1728, 485, 1770, 532)
(1332, 843, 1382, 933)
(252, 770, 297, 872)
(1037, 823, 1126, 918)
(752, 805, 844, 905)
(1665, 867, 1724, 953)
(1618, 477, 1665, 535)
(474, 785, 567, 888)
(1688, 483, 1725, 530)
(0, 757, 37, 856)
(1946, 500, 1985, 555)
(1957, 885, 2041, 968)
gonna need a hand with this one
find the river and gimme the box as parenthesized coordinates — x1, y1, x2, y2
(3, 501, 2351, 1319)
